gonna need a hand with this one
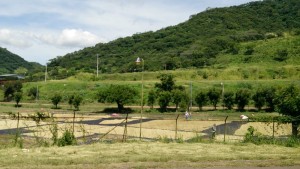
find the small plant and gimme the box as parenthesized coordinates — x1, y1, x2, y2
(49, 118, 58, 145)
(157, 136, 172, 143)
(58, 129, 77, 146)
(14, 130, 23, 148)
(244, 126, 256, 142)
(14, 92, 22, 107)
(187, 133, 203, 143)
(31, 112, 48, 124)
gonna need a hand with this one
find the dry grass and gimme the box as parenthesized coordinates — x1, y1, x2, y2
(0, 113, 292, 142)
(0, 142, 299, 169)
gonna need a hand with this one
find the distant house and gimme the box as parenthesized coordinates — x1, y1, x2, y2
(0, 74, 25, 84)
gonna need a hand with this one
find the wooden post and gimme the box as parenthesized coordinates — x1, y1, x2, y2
(123, 113, 129, 142)
(73, 110, 76, 134)
(224, 116, 228, 142)
(175, 114, 180, 140)
(15, 112, 20, 145)
(272, 117, 275, 143)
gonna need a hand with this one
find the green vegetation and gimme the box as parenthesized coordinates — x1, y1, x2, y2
(0, 142, 299, 168)
(0, 47, 43, 75)
(276, 84, 300, 136)
(0, 1, 300, 167)
(96, 85, 138, 112)
(50, 94, 62, 109)
(46, 0, 300, 77)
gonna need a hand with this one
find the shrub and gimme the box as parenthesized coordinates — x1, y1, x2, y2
(14, 92, 22, 107)
(223, 91, 235, 110)
(274, 49, 289, 62)
(252, 88, 266, 111)
(195, 91, 208, 111)
(58, 129, 76, 146)
(51, 93, 62, 109)
(235, 89, 251, 111)
(27, 87, 38, 100)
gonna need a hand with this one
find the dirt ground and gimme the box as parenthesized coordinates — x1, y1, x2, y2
(0, 113, 292, 142)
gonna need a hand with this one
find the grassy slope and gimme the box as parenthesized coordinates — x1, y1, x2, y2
(0, 142, 299, 169)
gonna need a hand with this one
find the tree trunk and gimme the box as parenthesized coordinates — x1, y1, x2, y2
(292, 121, 299, 136)
(117, 103, 124, 113)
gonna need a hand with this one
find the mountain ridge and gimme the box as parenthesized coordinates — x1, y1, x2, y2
(47, 0, 300, 74)
(0, 47, 42, 74)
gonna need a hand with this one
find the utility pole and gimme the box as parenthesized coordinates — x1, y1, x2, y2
(45, 64, 47, 82)
(190, 81, 193, 112)
(96, 54, 99, 77)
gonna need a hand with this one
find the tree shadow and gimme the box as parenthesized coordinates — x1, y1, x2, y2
(99, 108, 134, 114)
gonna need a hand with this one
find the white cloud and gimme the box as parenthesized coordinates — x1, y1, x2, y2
(0, 29, 33, 48)
(0, 28, 104, 49)
(39, 29, 104, 48)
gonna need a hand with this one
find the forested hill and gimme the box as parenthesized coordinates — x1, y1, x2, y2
(48, 0, 300, 74)
(0, 47, 42, 74)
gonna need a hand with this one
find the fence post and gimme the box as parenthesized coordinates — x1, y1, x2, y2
(123, 113, 129, 142)
(175, 114, 180, 140)
(15, 112, 20, 145)
(73, 110, 76, 134)
(224, 116, 228, 142)
(272, 117, 275, 144)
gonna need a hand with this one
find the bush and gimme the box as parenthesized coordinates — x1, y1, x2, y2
(244, 126, 300, 147)
(51, 94, 62, 109)
(58, 129, 76, 146)
(27, 87, 38, 100)
(235, 89, 251, 111)
(274, 49, 289, 62)
(223, 91, 235, 110)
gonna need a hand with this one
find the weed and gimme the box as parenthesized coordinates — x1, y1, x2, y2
(157, 136, 172, 143)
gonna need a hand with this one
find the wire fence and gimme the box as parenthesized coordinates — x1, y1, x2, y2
(0, 112, 294, 146)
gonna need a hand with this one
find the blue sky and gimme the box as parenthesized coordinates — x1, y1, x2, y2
(0, 0, 257, 65)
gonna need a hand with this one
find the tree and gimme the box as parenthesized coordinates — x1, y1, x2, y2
(14, 67, 28, 76)
(147, 90, 156, 109)
(158, 91, 172, 112)
(252, 88, 266, 111)
(223, 91, 235, 110)
(3, 81, 23, 101)
(155, 74, 175, 92)
(172, 89, 189, 112)
(73, 95, 83, 111)
(195, 91, 208, 111)
(263, 86, 276, 112)
(14, 92, 22, 107)
(275, 84, 300, 136)
(4, 83, 14, 101)
(235, 89, 251, 111)
(51, 94, 62, 109)
(68, 94, 75, 109)
(96, 85, 138, 113)
(207, 88, 221, 110)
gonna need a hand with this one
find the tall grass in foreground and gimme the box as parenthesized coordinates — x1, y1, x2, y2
(0, 141, 299, 169)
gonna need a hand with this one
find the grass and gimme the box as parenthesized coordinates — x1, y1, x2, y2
(0, 142, 299, 168)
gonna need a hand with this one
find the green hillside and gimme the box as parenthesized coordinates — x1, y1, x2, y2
(48, 0, 300, 76)
(0, 47, 42, 75)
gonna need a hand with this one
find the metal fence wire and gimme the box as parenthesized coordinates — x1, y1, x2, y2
(0, 112, 293, 145)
